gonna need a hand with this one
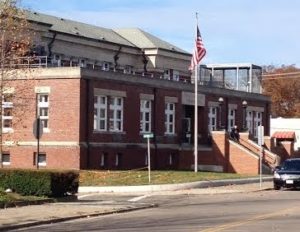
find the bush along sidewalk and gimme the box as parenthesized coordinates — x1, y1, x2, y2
(0, 169, 79, 197)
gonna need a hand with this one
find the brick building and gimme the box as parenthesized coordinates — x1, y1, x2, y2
(0, 11, 275, 173)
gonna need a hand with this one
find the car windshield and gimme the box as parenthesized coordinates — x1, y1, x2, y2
(281, 160, 300, 171)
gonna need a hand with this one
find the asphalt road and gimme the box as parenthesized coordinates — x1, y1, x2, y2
(14, 189, 300, 232)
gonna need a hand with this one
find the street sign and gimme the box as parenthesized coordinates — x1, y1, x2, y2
(142, 133, 154, 183)
(143, 133, 154, 139)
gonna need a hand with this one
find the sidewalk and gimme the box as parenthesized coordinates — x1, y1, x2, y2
(0, 201, 155, 231)
(0, 180, 273, 231)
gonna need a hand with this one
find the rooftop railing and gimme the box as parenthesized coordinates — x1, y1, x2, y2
(3, 57, 262, 94)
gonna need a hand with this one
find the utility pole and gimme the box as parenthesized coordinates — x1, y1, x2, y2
(0, 31, 5, 168)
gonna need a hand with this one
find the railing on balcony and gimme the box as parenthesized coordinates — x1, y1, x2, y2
(6, 58, 263, 92)
(5, 56, 192, 83)
(4, 56, 48, 68)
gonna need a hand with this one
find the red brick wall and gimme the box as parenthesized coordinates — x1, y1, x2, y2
(211, 131, 229, 171)
(228, 142, 259, 174)
(6, 146, 80, 170)
(2, 78, 82, 169)
(1, 69, 271, 171)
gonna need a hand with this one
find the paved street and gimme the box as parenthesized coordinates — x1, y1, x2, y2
(13, 186, 300, 232)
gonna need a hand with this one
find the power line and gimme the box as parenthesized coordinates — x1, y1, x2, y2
(262, 71, 300, 77)
(262, 73, 300, 81)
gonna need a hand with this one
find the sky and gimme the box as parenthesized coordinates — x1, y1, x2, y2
(20, 0, 300, 67)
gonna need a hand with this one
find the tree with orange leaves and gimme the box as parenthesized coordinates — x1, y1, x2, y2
(262, 65, 300, 117)
(0, 0, 35, 166)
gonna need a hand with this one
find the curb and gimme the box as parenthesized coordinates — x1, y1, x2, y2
(0, 199, 55, 210)
(0, 204, 157, 231)
(79, 177, 273, 193)
(0, 195, 77, 209)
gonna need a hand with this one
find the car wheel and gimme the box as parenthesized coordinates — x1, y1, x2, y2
(274, 184, 281, 190)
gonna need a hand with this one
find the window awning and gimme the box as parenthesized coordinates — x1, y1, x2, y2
(272, 131, 295, 139)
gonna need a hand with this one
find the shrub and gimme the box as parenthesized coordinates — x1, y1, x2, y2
(0, 169, 79, 197)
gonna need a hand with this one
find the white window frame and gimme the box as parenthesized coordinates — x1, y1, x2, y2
(37, 94, 50, 132)
(115, 153, 122, 167)
(227, 108, 236, 131)
(172, 70, 180, 81)
(254, 111, 262, 138)
(140, 99, 152, 133)
(2, 94, 13, 133)
(208, 107, 217, 133)
(100, 153, 107, 167)
(246, 110, 253, 134)
(124, 65, 134, 74)
(1, 153, 10, 166)
(102, 62, 110, 71)
(94, 95, 107, 131)
(164, 69, 170, 80)
(37, 153, 46, 167)
(165, 102, 175, 135)
(109, 97, 123, 132)
(79, 59, 86, 68)
(52, 54, 61, 67)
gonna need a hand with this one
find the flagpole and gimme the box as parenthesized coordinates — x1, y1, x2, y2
(194, 64, 198, 173)
(194, 13, 198, 173)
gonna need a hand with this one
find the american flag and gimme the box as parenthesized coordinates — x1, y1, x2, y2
(189, 25, 206, 71)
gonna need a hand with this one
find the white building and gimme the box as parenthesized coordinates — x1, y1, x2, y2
(270, 117, 300, 151)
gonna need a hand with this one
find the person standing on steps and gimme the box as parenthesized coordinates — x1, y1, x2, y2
(230, 125, 240, 142)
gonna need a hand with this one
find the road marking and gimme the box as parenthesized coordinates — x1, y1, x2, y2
(201, 207, 297, 232)
(78, 193, 97, 199)
(128, 195, 151, 202)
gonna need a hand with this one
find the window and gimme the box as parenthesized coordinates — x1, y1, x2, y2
(172, 70, 180, 81)
(109, 97, 123, 132)
(102, 62, 110, 71)
(124, 65, 133, 74)
(246, 110, 253, 134)
(94, 94, 124, 133)
(37, 94, 49, 131)
(164, 69, 170, 80)
(254, 112, 262, 138)
(208, 107, 217, 132)
(79, 59, 86, 68)
(52, 54, 61, 67)
(140, 99, 151, 133)
(169, 153, 175, 166)
(94, 95, 107, 131)
(115, 153, 122, 167)
(100, 152, 107, 167)
(1, 153, 10, 166)
(36, 153, 46, 167)
(228, 108, 236, 131)
(165, 102, 175, 135)
(2, 94, 13, 132)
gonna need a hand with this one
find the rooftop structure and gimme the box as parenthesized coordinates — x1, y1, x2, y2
(200, 63, 262, 93)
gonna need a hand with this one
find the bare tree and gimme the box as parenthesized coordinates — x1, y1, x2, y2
(0, 0, 35, 167)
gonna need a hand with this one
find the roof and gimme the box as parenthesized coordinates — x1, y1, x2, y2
(25, 11, 189, 54)
(272, 131, 295, 139)
(25, 11, 136, 47)
(114, 28, 189, 54)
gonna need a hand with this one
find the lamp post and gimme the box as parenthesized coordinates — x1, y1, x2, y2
(242, 100, 248, 131)
(218, 97, 224, 130)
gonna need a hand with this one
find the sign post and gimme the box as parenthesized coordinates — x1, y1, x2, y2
(143, 133, 153, 183)
(257, 125, 264, 189)
(33, 117, 43, 169)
